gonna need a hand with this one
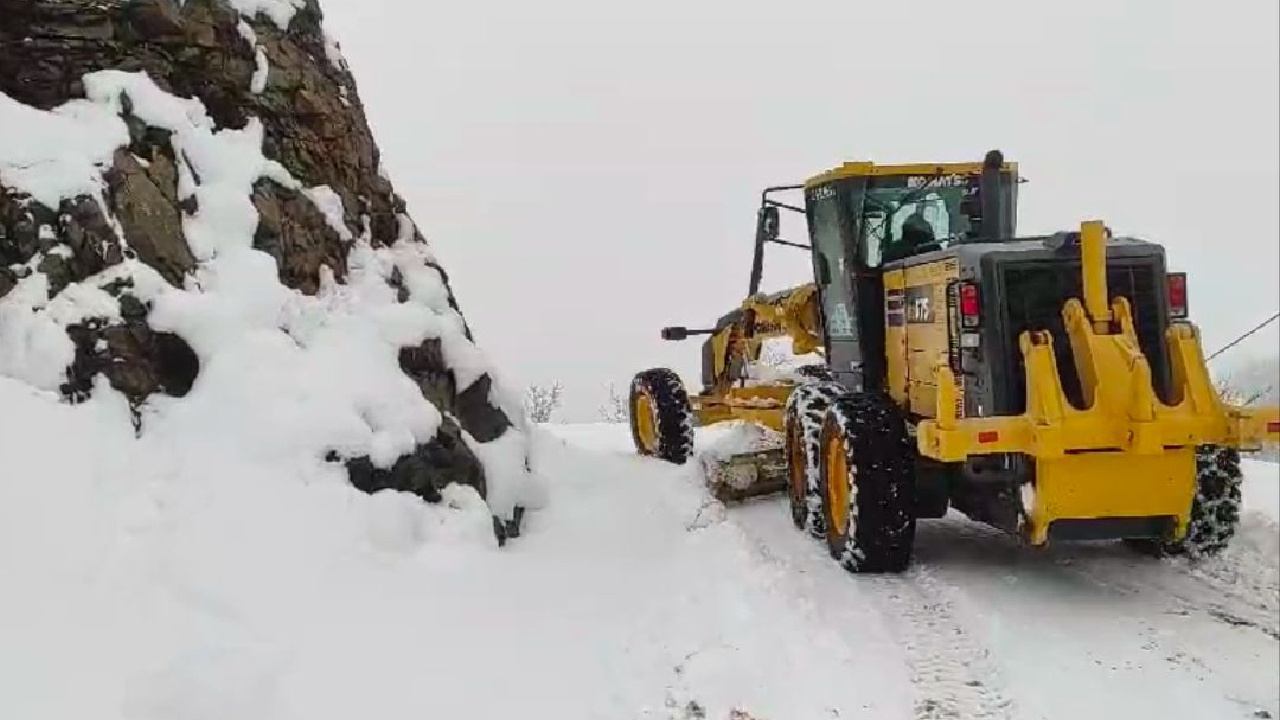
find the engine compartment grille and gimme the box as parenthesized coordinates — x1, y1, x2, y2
(998, 261, 1169, 412)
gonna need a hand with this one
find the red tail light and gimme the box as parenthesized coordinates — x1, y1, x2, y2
(959, 282, 981, 328)
(1167, 273, 1188, 318)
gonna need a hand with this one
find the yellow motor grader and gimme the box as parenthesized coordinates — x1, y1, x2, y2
(628, 150, 1279, 573)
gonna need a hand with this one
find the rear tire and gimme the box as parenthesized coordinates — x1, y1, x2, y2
(628, 368, 695, 464)
(784, 380, 845, 537)
(1128, 444, 1243, 557)
(819, 393, 916, 573)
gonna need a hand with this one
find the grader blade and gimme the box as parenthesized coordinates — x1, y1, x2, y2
(700, 447, 788, 502)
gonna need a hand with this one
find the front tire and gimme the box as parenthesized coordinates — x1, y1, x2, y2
(629, 368, 695, 464)
(784, 380, 845, 537)
(819, 393, 916, 573)
(795, 364, 837, 383)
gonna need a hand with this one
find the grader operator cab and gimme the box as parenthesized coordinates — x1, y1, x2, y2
(628, 150, 1279, 574)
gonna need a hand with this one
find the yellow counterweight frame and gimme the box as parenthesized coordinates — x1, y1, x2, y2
(916, 220, 1280, 544)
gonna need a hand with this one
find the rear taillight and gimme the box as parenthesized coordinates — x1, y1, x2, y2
(1167, 272, 1188, 319)
(959, 281, 981, 328)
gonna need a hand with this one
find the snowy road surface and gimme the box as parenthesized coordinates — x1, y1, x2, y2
(2, 405, 1276, 719)
(543, 422, 1280, 720)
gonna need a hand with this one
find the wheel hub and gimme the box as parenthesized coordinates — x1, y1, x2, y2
(633, 391, 658, 452)
(825, 431, 850, 533)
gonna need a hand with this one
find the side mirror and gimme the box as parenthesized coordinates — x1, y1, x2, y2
(749, 205, 778, 296)
(661, 326, 689, 341)
(758, 205, 780, 242)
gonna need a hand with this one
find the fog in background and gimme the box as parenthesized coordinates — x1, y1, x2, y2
(323, 0, 1279, 421)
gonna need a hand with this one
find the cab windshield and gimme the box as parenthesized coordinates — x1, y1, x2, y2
(860, 180, 973, 267)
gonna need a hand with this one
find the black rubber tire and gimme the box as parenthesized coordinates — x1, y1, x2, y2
(819, 393, 917, 573)
(1128, 444, 1243, 558)
(784, 380, 846, 537)
(628, 368, 696, 464)
(795, 364, 837, 383)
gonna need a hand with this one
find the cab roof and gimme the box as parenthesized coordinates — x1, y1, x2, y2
(803, 160, 1019, 189)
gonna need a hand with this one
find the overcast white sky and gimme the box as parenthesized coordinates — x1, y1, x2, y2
(323, 0, 1278, 421)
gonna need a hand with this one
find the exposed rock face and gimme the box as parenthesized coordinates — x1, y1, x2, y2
(0, 0, 520, 518)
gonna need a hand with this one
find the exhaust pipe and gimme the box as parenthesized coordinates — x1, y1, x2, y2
(979, 149, 1004, 239)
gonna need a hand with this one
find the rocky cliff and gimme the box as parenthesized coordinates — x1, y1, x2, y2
(0, 0, 532, 534)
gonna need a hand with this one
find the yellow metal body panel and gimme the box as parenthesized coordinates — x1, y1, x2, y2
(805, 160, 1019, 189)
(1080, 220, 1112, 332)
(709, 328, 732, 382)
(901, 258, 960, 418)
(1025, 450, 1195, 545)
(742, 284, 823, 357)
(693, 385, 791, 432)
(696, 405, 786, 431)
(919, 301, 1280, 462)
(915, 220, 1280, 543)
(883, 270, 909, 404)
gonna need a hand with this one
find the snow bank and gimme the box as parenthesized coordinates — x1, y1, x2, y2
(0, 376, 499, 720)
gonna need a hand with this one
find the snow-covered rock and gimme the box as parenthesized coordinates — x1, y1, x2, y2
(0, 0, 533, 526)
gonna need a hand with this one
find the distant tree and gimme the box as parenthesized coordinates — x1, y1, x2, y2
(1215, 377, 1248, 406)
(1214, 354, 1279, 406)
(1214, 355, 1279, 461)
(598, 382, 629, 423)
(524, 382, 563, 423)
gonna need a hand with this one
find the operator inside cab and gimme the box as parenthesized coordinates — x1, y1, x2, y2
(901, 211, 937, 249)
(882, 210, 939, 263)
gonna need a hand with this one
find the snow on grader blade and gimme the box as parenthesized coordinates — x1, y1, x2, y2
(697, 427, 791, 503)
(702, 448, 788, 502)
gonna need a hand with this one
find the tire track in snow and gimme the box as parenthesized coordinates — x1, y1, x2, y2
(866, 568, 1017, 720)
(913, 507, 1279, 641)
(730, 500, 1016, 720)
(910, 516, 1279, 720)
(1065, 554, 1280, 640)
(1041, 520, 1280, 641)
